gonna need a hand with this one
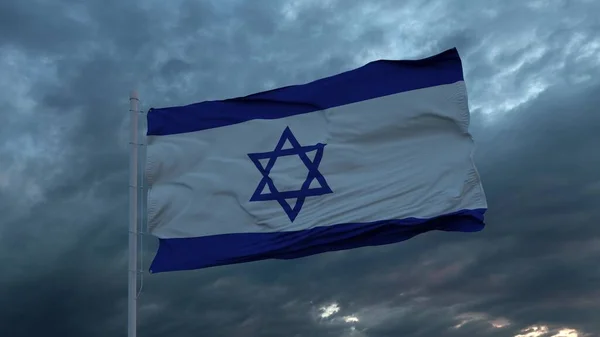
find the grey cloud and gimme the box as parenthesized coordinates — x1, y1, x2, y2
(0, 0, 599, 336)
(0, 0, 90, 53)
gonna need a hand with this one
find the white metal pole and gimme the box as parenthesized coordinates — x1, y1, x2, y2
(128, 90, 140, 337)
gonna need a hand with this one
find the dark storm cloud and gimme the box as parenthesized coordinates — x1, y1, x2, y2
(0, 0, 89, 53)
(0, 0, 599, 336)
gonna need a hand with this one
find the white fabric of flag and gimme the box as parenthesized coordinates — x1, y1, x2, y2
(145, 48, 487, 273)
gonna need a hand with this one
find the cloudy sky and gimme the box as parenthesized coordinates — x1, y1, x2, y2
(1, 0, 599, 336)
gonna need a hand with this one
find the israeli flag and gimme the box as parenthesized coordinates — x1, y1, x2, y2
(146, 48, 487, 273)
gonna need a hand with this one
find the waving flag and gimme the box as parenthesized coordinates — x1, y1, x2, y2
(145, 48, 487, 273)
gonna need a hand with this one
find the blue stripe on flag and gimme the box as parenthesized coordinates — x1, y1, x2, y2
(147, 48, 465, 136)
(149, 208, 485, 273)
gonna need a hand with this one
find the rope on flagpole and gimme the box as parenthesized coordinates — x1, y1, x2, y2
(136, 99, 146, 300)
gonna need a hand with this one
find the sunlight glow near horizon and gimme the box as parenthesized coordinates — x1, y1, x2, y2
(343, 315, 359, 323)
(319, 303, 341, 318)
(316, 303, 583, 336)
(515, 325, 579, 337)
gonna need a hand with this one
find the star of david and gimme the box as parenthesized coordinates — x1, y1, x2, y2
(248, 126, 333, 222)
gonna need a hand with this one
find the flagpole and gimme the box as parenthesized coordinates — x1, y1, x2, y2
(128, 90, 140, 337)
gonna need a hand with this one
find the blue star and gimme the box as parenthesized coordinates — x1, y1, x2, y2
(248, 127, 333, 222)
